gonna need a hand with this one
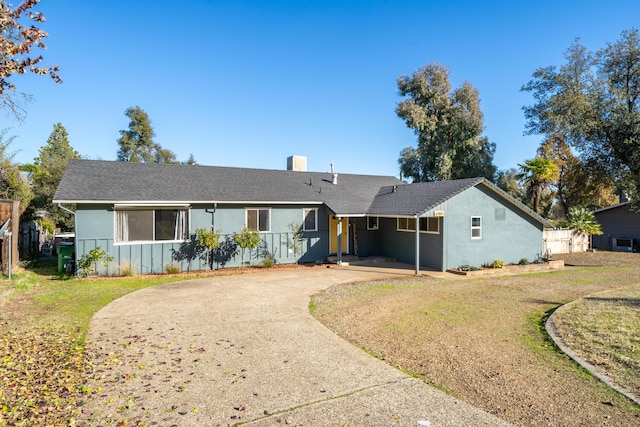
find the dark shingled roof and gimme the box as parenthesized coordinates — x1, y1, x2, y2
(53, 159, 404, 216)
(368, 177, 549, 225)
(368, 177, 485, 216)
(54, 160, 547, 224)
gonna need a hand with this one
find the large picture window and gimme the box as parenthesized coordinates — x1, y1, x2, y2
(115, 208, 189, 243)
(303, 208, 317, 231)
(246, 208, 270, 232)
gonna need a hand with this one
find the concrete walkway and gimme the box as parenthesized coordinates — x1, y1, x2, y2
(80, 264, 511, 426)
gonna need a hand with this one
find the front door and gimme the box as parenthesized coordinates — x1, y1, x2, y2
(329, 216, 348, 254)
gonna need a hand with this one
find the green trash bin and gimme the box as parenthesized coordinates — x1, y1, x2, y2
(56, 243, 75, 273)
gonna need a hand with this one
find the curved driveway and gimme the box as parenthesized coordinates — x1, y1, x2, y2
(80, 265, 510, 426)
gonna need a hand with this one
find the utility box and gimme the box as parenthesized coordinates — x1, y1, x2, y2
(56, 242, 75, 273)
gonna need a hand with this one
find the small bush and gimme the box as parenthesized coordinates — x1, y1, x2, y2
(459, 265, 480, 271)
(77, 247, 113, 276)
(118, 261, 135, 277)
(165, 264, 181, 274)
(262, 257, 275, 268)
(491, 259, 505, 269)
(519, 258, 529, 265)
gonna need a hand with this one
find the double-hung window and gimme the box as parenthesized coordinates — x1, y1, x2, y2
(303, 208, 318, 231)
(246, 208, 270, 232)
(471, 216, 482, 239)
(115, 207, 189, 243)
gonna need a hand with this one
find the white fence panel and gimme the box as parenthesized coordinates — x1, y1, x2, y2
(543, 228, 589, 254)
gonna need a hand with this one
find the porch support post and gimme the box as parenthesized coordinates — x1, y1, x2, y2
(415, 215, 420, 275)
(337, 216, 343, 265)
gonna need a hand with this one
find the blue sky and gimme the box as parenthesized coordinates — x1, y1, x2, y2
(5, 0, 640, 178)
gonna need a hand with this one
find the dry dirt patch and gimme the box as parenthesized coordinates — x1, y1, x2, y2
(311, 252, 640, 427)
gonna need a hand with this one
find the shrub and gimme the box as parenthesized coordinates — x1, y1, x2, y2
(234, 226, 261, 267)
(519, 258, 529, 265)
(77, 247, 113, 276)
(262, 257, 275, 268)
(165, 264, 181, 274)
(491, 259, 505, 269)
(459, 265, 480, 271)
(196, 227, 221, 269)
(118, 261, 135, 277)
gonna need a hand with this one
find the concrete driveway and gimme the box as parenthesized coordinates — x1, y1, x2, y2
(80, 264, 510, 426)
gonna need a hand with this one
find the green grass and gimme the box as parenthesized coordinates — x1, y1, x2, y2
(552, 284, 640, 394)
(0, 261, 219, 425)
(3, 261, 186, 345)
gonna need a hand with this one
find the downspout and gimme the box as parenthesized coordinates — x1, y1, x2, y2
(415, 214, 420, 276)
(337, 216, 342, 265)
(58, 203, 77, 275)
(205, 202, 217, 269)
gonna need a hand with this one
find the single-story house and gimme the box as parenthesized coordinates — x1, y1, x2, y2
(593, 202, 640, 251)
(53, 158, 549, 275)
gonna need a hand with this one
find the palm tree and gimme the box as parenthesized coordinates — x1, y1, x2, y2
(565, 207, 603, 250)
(517, 158, 558, 214)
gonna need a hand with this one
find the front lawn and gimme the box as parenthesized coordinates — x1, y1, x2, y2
(311, 251, 640, 426)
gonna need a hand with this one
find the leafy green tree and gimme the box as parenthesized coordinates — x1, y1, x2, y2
(117, 106, 156, 162)
(153, 146, 178, 164)
(116, 106, 195, 164)
(516, 157, 558, 215)
(28, 123, 80, 229)
(496, 168, 526, 201)
(0, 0, 62, 120)
(233, 226, 261, 267)
(183, 154, 197, 165)
(537, 135, 617, 215)
(522, 29, 640, 201)
(0, 129, 32, 211)
(396, 63, 497, 182)
(195, 227, 221, 269)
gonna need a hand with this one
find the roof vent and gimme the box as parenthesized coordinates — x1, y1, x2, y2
(330, 163, 337, 185)
(287, 155, 307, 171)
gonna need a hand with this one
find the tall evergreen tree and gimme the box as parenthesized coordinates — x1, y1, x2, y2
(116, 106, 195, 164)
(30, 123, 80, 229)
(396, 63, 496, 182)
(117, 106, 156, 162)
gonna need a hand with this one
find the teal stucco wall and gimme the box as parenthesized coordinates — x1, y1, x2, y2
(360, 185, 543, 271)
(439, 185, 544, 270)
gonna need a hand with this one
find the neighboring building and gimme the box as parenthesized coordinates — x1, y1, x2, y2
(593, 202, 640, 252)
(53, 158, 548, 275)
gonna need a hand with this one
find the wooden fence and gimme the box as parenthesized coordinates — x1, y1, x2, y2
(543, 228, 589, 255)
(0, 200, 19, 272)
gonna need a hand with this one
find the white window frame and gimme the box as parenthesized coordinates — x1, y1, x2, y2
(471, 216, 482, 239)
(302, 208, 318, 231)
(114, 206, 190, 245)
(246, 208, 271, 232)
(367, 216, 379, 230)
